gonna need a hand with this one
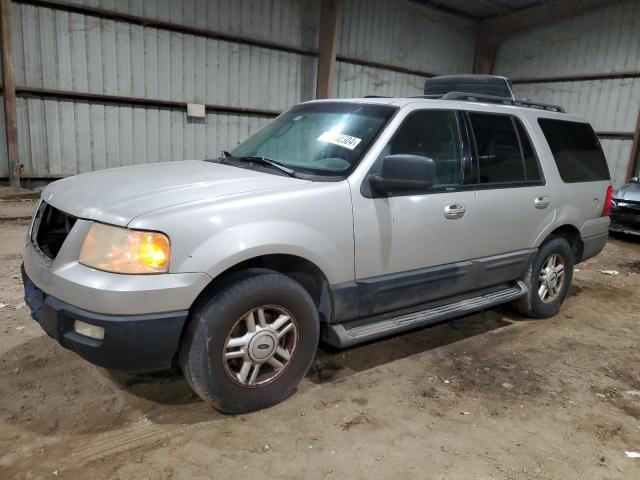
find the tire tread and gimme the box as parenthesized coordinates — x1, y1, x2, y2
(179, 272, 319, 413)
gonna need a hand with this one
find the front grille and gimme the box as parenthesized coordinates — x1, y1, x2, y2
(611, 213, 640, 226)
(31, 202, 77, 260)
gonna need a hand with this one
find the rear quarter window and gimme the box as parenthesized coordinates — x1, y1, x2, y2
(538, 118, 610, 183)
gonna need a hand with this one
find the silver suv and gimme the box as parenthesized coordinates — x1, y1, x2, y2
(22, 76, 612, 413)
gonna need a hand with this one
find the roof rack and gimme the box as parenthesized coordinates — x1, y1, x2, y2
(442, 91, 566, 113)
(406, 91, 566, 113)
(415, 74, 565, 113)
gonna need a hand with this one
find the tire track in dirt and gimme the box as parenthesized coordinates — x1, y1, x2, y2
(61, 403, 218, 467)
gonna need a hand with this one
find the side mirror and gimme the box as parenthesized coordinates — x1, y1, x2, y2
(369, 154, 435, 196)
(631, 177, 639, 184)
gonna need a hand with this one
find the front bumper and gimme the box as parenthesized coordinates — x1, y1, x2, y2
(22, 209, 212, 372)
(23, 217, 211, 315)
(610, 209, 640, 236)
(22, 265, 189, 372)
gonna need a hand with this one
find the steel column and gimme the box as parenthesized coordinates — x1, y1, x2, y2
(0, 0, 19, 188)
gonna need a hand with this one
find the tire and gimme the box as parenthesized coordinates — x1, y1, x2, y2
(423, 74, 513, 97)
(180, 272, 319, 414)
(514, 236, 574, 319)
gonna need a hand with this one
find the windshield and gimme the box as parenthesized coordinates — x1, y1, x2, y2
(231, 102, 397, 177)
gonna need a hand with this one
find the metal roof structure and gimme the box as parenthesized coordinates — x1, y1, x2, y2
(412, 0, 544, 19)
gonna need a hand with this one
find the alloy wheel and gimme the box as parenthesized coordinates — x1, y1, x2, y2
(223, 305, 298, 387)
(538, 253, 565, 304)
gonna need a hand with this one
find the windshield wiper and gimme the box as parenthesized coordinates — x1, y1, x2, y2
(229, 155, 299, 178)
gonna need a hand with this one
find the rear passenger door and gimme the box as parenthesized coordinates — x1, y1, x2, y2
(466, 112, 555, 284)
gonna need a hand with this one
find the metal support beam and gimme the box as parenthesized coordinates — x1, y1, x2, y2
(627, 109, 640, 182)
(512, 71, 640, 84)
(335, 55, 436, 78)
(316, 0, 343, 99)
(3, 85, 280, 117)
(0, 0, 20, 189)
(597, 132, 635, 140)
(473, 0, 623, 75)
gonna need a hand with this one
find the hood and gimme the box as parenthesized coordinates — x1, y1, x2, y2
(613, 182, 640, 202)
(42, 160, 307, 226)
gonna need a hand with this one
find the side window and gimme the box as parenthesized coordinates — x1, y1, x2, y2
(469, 112, 525, 184)
(385, 110, 462, 188)
(514, 118, 542, 182)
(538, 118, 610, 183)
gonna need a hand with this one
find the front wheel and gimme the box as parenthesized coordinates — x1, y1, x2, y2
(515, 236, 574, 319)
(180, 272, 319, 413)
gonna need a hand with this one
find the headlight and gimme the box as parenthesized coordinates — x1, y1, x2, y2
(79, 223, 170, 274)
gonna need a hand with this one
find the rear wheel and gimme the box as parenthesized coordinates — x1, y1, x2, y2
(514, 236, 574, 318)
(180, 272, 319, 413)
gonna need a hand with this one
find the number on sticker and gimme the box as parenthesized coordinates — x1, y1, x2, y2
(317, 131, 362, 150)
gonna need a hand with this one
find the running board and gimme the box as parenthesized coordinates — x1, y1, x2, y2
(322, 282, 527, 348)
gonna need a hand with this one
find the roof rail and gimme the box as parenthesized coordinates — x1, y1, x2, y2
(363, 91, 566, 113)
(413, 94, 443, 99)
(441, 91, 566, 113)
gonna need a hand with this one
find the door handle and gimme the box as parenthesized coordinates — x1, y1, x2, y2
(444, 203, 465, 219)
(534, 196, 550, 209)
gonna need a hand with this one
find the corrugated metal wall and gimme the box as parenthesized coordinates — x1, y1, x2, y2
(14, 98, 272, 176)
(333, 0, 476, 97)
(332, 62, 427, 98)
(2, 1, 316, 177)
(0, 0, 477, 178)
(62, 0, 320, 50)
(493, 0, 640, 188)
(12, 2, 318, 105)
(12, 6, 317, 108)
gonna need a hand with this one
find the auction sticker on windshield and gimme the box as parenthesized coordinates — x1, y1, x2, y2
(317, 131, 362, 150)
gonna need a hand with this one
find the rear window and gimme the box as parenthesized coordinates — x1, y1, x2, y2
(538, 118, 610, 183)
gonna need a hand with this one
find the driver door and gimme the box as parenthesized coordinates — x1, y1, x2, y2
(350, 108, 477, 317)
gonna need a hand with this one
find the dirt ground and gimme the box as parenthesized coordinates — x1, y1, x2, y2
(1, 201, 639, 479)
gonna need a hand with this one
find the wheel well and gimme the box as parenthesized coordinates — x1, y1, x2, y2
(546, 225, 583, 262)
(189, 254, 333, 323)
(173, 254, 333, 368)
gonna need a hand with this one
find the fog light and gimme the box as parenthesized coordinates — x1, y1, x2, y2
(74, 320, 105, 340)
